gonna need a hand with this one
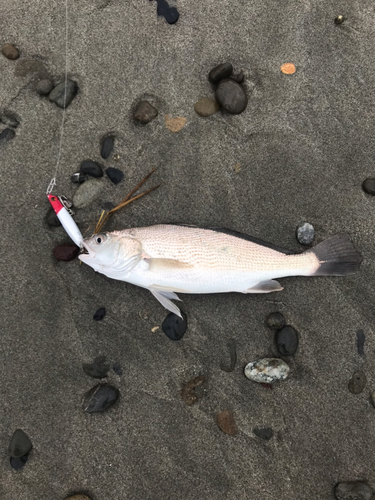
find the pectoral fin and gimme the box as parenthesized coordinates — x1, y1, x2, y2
(243, 280, 283, 293)
(149, 287, 183, 318)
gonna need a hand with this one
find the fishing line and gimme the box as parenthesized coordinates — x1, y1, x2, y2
(46, 0, 69, 195)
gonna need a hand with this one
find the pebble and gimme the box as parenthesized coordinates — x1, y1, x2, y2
(230, 71, 244, 84)
(194, 97, 220, 117)
(2, 43, 19, 60)
(102, 201, 116, 211)
(45, 207, 62, 227)
(10, 455, 28, 470)
(49, 79, 78, 108)
(296, 222, 314, 245)
(266, 312, 285, 330)
(362, 178, 375, 195)
(208, 63, 233, 84)
(280, 63, 296, 75)
(275, 326, 299, 356)
(334, 15, 345, 25)
(112, 363, 123, 376)
(101, 135, 115, 159)
(162, 312, 187, 341)
(155, 0, 179, 24)
(348, 370, 367, 394)
(71, 172, 86, 184)
(83, 356, 110, 379)
(357, 329, 365, 356)
(181, 375, 205, 405)
(9, 429, 33, 457)
(93, 307, 106, 321)
(216, 410, 237, 435)
(244, 358, 290, 384)
(134, 100, 158, 124)
(53, 243, 80, 261)
(0, 128, 15, 144)
(370, 390, 375, 408)
(80, 160, 103, 178)
(215, 79, 248, 114)
(253, 427, 273, 440)
(1, 113, 19, 128)
(73, 179, 104, 208)
(65, 496, 92, 500)
(334, 481, 374, 500)
(165, 115, 187, 133)
(35, 78, 54, 95)
(83, 384, 119, 413)
(106, 167, 124, 184)
(220, 339, 237, 372)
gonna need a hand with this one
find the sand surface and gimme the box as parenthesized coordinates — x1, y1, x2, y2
(1, 0, 375, 498)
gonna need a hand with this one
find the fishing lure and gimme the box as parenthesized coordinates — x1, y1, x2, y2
(47, 194, 83, 247)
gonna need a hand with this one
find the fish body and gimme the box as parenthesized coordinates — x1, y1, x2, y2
(79, 224, 362, 317)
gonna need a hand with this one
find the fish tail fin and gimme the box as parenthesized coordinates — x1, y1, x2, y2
(310, 234, 362, 276)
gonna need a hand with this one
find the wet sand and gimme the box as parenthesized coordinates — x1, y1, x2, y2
(1, 0, 375, 498)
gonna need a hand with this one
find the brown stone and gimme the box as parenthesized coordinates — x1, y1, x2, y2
(134, 100, 158, 124)
(216, 409, 237, 435)
(194, 97, 220, 117)
(165, 115, 187, 132)
(2, 44, 19, 60)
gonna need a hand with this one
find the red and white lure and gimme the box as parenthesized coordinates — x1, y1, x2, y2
(47, 194, 83, 247)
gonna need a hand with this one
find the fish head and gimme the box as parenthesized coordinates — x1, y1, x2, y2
(79, 232, 142, 275)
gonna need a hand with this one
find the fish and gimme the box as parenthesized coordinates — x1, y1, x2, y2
(78, 224, 362, 317)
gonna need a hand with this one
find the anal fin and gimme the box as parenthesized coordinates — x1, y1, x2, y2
(149, 287, 182, 318)
(243, 280, 283, 293)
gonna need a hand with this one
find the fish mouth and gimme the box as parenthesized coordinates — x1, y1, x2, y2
(79, 242, 94, 259)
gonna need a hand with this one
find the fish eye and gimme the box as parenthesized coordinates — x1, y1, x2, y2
(95, 233, 107, 245)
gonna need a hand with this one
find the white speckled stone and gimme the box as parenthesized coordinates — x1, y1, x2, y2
(244, 358, 290, 383)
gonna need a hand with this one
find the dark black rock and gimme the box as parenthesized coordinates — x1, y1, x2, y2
(83, 356, 110, 379)
(0, 128, 15, 144)
(53, 243, 80, 261)
(1, 113, 19, 128)
(209, 63, 233, 84)
(266, 312, 285, 330)
(83, 384, 119, 413)
(296, 222, 314, 245)
(230, 71, 244, 83)
(101, 135, 115, 159)
(162, 312, 187, 341)
(275, 326, 299, 356)
(348, 370, 367, 394)
(113, 362, 123, 376)
(106, 167, 124, 184)
(357, 329, 365, 356)
(334, 481, 374, 500)
(71, 172, 86, 184)
(215, 79, 248, 114)
(9, 429, 33, 457)
(10, 455, 28, 470)
(49, 79, 78, 108)
(80, 160, 103, 178)
(253, 427, 273, 440)
(155, 0, 179, 24)
(93, 307, 106, 321)
(45, 207, 62, 227)
(35, 78, 53, 95)
(362, 178, 375, 195)
(134, 100, 158, 124)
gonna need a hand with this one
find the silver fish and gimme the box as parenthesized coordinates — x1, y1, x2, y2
(79, 225, 362, 317)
